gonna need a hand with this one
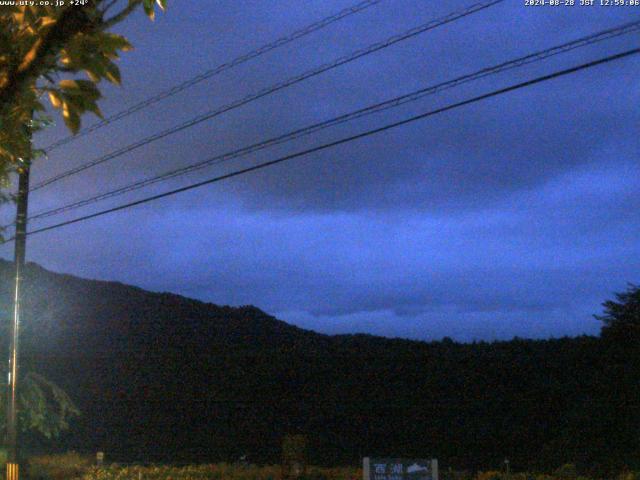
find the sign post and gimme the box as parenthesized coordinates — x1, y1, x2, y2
(363, 458, 438, 480)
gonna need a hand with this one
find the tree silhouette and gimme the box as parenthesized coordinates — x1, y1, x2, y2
(596, 283, 640, 342)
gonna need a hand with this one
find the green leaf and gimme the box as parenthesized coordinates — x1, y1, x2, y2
(48, 90, 62, 108)
(143, 0, 155, 21)
(59, 79, 101, 102)
(104, 60, 121, 85)
(102, 32, 133, 52)
(62, 103, 81, 134)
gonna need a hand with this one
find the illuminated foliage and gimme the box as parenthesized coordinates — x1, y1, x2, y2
(0, 0, 166, 183)
(81, 463, 358, 480)
(0, 371, 80, 439)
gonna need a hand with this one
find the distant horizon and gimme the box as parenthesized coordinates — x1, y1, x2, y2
(0, 255, 608, 343)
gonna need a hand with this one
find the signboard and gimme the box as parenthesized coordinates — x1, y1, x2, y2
(363, 458, 438, 480)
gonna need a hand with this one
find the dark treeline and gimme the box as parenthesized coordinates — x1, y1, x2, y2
(0, 260, 638, 474)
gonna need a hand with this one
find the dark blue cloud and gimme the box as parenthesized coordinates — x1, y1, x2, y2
(1, 0, 637, 341)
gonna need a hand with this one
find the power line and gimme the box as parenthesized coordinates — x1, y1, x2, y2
(30, 0, 504, 191)
(40, 0, 384, 153)
(22, 19, 640, 224)
(2, 47, 636, 245)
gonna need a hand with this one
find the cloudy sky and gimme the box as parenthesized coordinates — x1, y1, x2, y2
(1, 0, 638, 341)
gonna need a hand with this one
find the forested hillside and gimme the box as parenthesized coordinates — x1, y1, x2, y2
(0, 260, 637, 473)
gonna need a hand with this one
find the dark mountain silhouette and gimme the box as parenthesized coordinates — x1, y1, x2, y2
(0, 259, 637, 473)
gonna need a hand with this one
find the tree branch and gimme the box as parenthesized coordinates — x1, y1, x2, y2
(0, 7, 93, 113)
(101, 0, 120, 15)
(100, 0, 141, 31)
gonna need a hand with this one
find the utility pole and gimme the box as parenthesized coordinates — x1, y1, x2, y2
(6, 157, 30, 480)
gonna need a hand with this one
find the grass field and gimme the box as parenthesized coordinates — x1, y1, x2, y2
(79, 464, 360, 480)
(26, 454, 360, 480)
(25, 453, 638, 480)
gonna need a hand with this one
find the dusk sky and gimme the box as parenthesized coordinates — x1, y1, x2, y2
(1, 0, 638, 341)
